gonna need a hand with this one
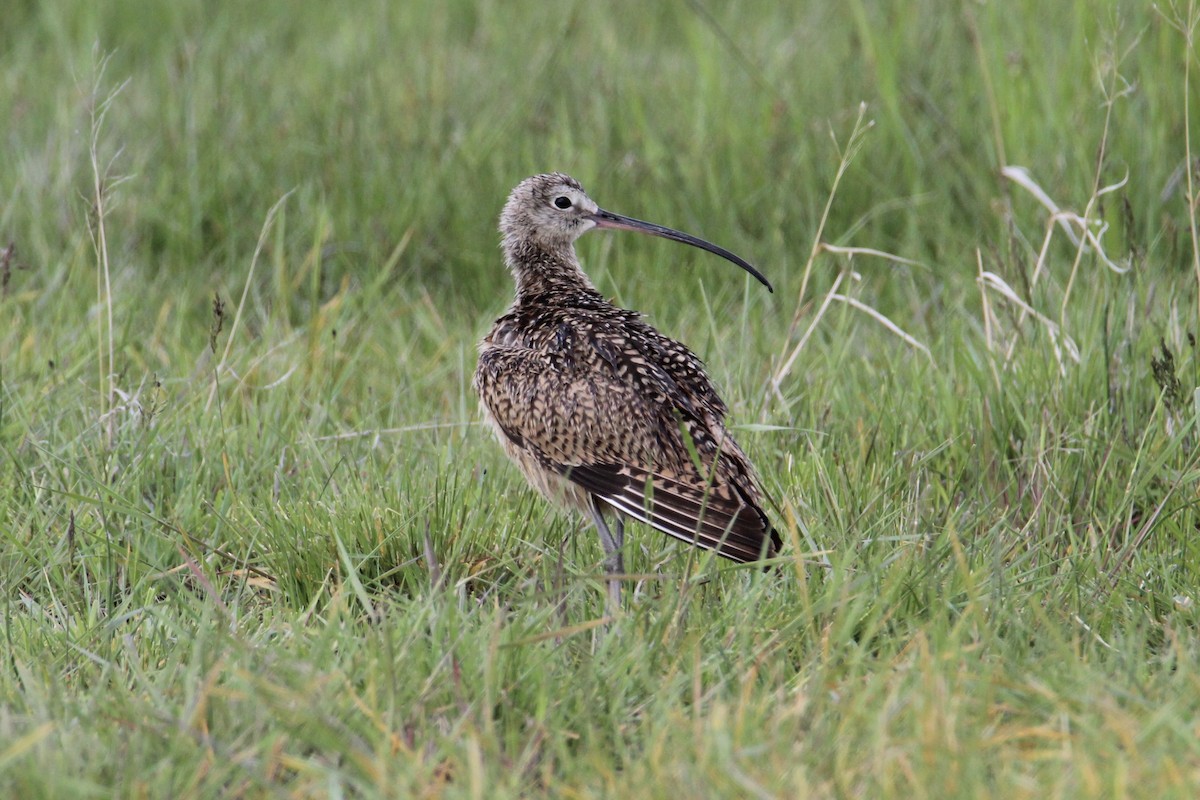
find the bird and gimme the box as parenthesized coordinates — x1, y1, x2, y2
(473, 173, 781, 611)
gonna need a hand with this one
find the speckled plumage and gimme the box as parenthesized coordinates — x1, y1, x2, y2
(474, 174, 780, 603)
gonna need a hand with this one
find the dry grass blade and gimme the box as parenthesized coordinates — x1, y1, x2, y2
(977, 270, 1081, 369)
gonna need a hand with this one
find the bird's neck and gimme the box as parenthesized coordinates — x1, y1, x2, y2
(504, 239, 599, 302)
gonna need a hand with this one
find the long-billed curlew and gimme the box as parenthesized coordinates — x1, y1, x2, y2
(474, 173, 781, 610)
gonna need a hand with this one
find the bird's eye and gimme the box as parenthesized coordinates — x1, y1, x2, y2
(553, 196, 572, 210)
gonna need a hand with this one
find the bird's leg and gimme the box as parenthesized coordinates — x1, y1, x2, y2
(589, 504, 624, 614)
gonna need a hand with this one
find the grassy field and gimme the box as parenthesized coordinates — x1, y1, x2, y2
(3, 0, 1200, 796)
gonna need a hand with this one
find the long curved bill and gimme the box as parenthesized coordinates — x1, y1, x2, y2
(589, 208, 773, 293)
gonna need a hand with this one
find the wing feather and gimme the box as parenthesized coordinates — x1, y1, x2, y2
(567, 464, 778, 563)
(476, 326, 780, 564)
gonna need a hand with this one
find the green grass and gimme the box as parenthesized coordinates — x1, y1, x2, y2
(3, 0, 1200, 796)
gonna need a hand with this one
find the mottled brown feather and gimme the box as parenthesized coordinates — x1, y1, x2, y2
(474, 173, 780, 567)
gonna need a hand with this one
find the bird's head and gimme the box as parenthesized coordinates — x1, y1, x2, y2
(498, 172, 773, 292)
(499, 173, 600, 250)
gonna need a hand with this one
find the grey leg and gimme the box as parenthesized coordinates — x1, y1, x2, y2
(589, 505, 625, 613)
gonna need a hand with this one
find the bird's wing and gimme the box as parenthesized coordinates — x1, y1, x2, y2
(565, 462, 778, 563)
(476, 345, 780, 563)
